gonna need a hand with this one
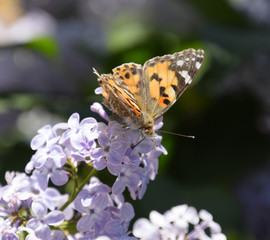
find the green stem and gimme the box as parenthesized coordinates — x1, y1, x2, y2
(60, 167, 97, 211)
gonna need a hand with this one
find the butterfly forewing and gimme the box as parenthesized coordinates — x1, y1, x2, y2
(142, 49, 205, 120)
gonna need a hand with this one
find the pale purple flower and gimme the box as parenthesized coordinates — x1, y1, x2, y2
(0, 217, 19, 240)
(95, 132, 127, 166)
(0, 171, 68, 212)
(1, 230, 19, 240)
(26, 145, 68, 187)
(18, 227, 41, 240)
(74, 177, 135, 239)
(92, 235, 137, 240)
(30, 125, 59, 151)
(25, 172, 69, 212)
(32, 158, 69, 190)
(57, 112, 109, 170)
(74, 178, 111, 232)
(26, 201, 64, 240)
(0, 172, 32, 214)
(73, 119, 100, 149)
(0, 171, 70, 239)
(122, 147, 141, 169)
(187, 209, 226, 240)
(25, 124, 68, 190)
(26, 124, 65, 173)
(50, 230, 66, 240)
(90, 102, 109, 121)
(19, 227, 65, 240)
(111, 163, 140, 197)
(59, 113, 97, 147)
(132, 205, 227, 240)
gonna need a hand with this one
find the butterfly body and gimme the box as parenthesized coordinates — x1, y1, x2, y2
(95, 48, 205, 136)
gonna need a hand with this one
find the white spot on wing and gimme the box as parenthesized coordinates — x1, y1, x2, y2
(185, 75, 192, 84)
(179, 70, 192, 84)
(195, 62, 202, 69)
(177, 60, 184, 67)
(180, 70, 188, 78)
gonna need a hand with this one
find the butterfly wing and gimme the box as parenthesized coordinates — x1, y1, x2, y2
(142, 48, 205, 120)
(111, 63, 154, 127)
(112, 63, 145, 106)
(97, 69, 145, 126)
(96, 49, 204, 135)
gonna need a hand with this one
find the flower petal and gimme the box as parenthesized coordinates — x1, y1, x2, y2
(32, 201, 47, 219)
(45, 210, 65, 226)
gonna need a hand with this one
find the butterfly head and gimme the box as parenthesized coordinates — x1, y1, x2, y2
(142, 127, 155, 136)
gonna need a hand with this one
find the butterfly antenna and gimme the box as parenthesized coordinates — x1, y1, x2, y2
(131, 136, 146, 149)
(93, 67, 101, 77)
(158, 130, 195, 139)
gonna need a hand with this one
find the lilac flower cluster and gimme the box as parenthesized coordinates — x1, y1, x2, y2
(74, 177, 136, 239)
(0, 171, 67, 239)
(25, 102, 166, 199)
(0, 102, 227, 239)
(0, 103, 166, 239)
(133, 205, 227, 240)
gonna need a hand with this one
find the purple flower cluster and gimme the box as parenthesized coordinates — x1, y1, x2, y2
(132, 205, 227, 240)
(0, 103, 167, 239)
(0, 102, 227, 240)
(74, 177, 136, 240)
(0, 171, 67, 239)
(26, 102, 166, 199)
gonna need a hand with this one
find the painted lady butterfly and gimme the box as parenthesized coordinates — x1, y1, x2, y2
(94, 48, 205, 136)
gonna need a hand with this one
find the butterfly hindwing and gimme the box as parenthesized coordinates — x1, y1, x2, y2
(98, 73, 144, 125)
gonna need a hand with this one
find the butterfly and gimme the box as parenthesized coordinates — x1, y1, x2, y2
(94, 48, 205, 136)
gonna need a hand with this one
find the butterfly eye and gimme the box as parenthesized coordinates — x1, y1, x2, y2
(143, 128, 154, 136)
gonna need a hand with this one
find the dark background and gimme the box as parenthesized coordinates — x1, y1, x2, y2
(1, 0, 270, 239)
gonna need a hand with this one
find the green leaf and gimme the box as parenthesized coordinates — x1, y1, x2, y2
(24, 37, 59, 59)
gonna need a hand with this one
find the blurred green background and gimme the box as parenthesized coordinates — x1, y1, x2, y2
(1, 0, 270, 239)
